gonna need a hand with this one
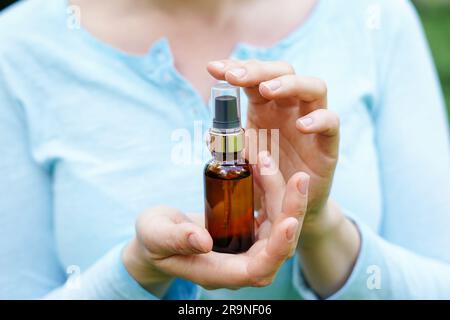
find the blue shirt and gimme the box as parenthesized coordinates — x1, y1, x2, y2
(0, 0, 449, 299)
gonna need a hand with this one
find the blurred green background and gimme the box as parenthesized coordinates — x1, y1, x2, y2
(414, 0, 450, 122)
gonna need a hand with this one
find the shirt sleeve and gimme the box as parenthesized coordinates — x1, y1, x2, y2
(293, 0, 450, 299)
(0, 68, 198, 300)
(43, 241, 198, 300)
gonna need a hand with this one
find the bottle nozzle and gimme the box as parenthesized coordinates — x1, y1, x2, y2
(211, 82, 241, 131)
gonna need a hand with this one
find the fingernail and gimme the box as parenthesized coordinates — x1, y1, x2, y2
(188, 234, 203, 251)
(210, 61, 225, 69)
(298, 177, 309, 195)
(263, 80, 281, 91)
(228, 67, 247, 79)
(298, 117, 313, 127)
(286, 221, 299, 243)
(261, 152, 272, 168)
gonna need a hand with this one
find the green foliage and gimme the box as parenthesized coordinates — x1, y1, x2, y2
(415, 1, 450, 122)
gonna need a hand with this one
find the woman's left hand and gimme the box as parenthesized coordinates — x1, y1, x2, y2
(207, 60, 339, 237)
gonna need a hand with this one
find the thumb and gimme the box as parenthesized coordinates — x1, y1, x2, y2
(137, 207, 213, 258)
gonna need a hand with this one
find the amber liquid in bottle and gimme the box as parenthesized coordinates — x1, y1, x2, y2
(204, 152, 255, 254)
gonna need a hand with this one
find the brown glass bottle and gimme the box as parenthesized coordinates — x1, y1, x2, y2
(205, 82, 254, 253)
(204, 151, 255, 253)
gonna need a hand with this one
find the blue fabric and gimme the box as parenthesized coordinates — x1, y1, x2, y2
(0, 0, 449, 299)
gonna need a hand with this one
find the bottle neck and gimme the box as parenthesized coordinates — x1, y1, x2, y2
(213, 151, 244, 164)
(208, 127, 245, 164)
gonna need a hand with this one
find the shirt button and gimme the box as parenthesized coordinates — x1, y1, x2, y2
(162, 71, 172, 83)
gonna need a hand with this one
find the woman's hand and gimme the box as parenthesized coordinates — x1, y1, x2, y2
(123, 154, 310, 293)
(207, 60, 339, 240)
(207, 60, 360, 298)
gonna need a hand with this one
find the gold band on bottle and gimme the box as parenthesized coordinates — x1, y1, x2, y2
(208, 128, 245, 154)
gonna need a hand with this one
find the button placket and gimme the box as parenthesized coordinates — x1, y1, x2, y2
(146, 39, 209, 121)
(170, 74, 207, 120)
(156, 50, 166, 64)
(161, 71, 172, 84)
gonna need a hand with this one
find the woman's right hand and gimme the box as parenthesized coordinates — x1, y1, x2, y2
(123, 153, 310, 293)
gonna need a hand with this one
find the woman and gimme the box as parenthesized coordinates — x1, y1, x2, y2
(0, 0, 449, 299)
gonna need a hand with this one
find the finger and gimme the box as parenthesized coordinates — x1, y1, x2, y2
(296, 108, 340, 137)
(186, 213, 205, 227)
(247, 217, 299, 283)
(226, 60, 295, 87)
(256, 220, 271, 240)
(254, 151, 286, 224)
(206, 60, 242, 81)
(255, 195, 269, 239)
(281, 172, 310, 221)
(255, 197, 267, 227)
(266, 217, 299, 258)
(259, 74, 327, 108)
(208, 60, 295, 104)
(256, 173, 308, 261)
(207, 60, 294, 86)
(158, 251, 252, 290)
(137, 207, 213, 257)
(251, 161, 264, 212)
(281, 172, 310, 256)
